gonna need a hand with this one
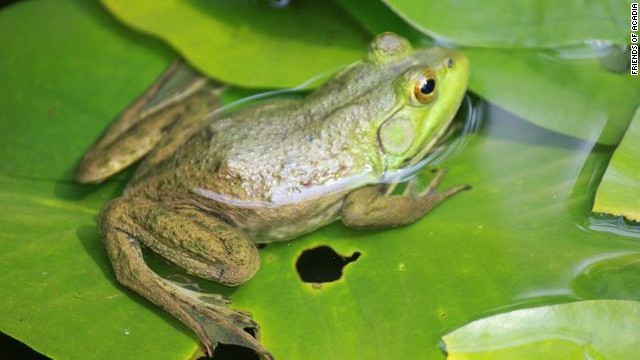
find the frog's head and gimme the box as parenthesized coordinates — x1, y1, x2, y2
(365, 32, 469, 171)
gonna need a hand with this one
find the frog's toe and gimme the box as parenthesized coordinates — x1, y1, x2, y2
(403, 177, 419, 196)
(180, 290, 272, 359)
(197, 293, 259, 333)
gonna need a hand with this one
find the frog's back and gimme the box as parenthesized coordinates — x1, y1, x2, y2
(176, 98, 384, 203)
(125, 98, 384, 242)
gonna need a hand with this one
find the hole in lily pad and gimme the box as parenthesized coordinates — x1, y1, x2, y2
(204, 344, 259, 360)
(296, 245, 361, 283)
(199, 328, 259, 360)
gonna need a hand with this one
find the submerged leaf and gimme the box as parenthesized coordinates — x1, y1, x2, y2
(442, 300, 640, 360)
(592, 106, 640, 221)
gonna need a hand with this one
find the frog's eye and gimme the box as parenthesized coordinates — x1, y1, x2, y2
(413, 72, 437, 104)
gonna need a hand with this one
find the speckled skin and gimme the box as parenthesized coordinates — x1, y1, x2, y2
(74, 33, 469, 358)
(124, 35, 469, 243)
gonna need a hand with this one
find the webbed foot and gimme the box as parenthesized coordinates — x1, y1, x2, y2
(99, 197, 272, 358)
(177, 289, 272, 359)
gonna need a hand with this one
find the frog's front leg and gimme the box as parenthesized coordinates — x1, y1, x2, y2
(341, 168, 470, 228)
(100, 197, 272, 359)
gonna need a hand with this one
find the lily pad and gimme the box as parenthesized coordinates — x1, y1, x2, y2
(465, 47, 639, 146)
(382, 0, 630, 48)
(100, 0, 371, 89)
(0, 0, 195, 359)
(335, 0, 640, 145)
(0, 0, 174, 180)
(0, 175, 202, 360)
(441, 300, 640, 360)
(3, 1, 640, 360)
(592, 106, 640, 221)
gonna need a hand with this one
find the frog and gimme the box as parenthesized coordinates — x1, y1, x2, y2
(74, 32, 470, 359)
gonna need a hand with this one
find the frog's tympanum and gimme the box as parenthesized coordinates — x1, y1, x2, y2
(75, 33, 470, 358)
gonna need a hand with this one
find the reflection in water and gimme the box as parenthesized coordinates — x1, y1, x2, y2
(541, 41, 631, 73)
(541, 41, 619, 61)
(588, 216, 640, 239)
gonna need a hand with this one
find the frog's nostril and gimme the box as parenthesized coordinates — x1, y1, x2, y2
(296, 245, 361, 284)
(447, 58, 454, 68)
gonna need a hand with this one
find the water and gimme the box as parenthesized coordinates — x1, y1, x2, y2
(588, 216, 640, 239)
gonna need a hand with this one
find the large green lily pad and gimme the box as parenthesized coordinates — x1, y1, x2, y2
(0, 0, 174, 180)
(382, 0, 630, 47)
(2, 1, 640, 360)
(441, 300, 640, 360)
(0, 175, 202, 360)
(592, 106, 640, 221)
(100, 0, 371, 89)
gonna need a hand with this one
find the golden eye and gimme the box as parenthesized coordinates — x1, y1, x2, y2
(413, 72, 437, 104)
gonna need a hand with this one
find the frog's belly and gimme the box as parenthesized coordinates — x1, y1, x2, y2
(214, 192, 346, 243)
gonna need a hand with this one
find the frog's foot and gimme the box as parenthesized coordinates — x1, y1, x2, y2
(174, 287, 269, 359)
(408, 168, 470, 198)
(99, 197, 272, 359)
(341, 168, 470, 229)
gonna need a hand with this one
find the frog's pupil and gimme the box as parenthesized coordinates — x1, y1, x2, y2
(420, 79, 436, 95)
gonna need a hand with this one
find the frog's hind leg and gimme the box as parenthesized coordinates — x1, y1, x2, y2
(100, 196, 272, 359)
(74, 59, 221, 184)
(341, 168, 470, 229)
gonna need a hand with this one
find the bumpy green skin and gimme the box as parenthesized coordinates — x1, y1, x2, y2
(74, 33, 469, 358)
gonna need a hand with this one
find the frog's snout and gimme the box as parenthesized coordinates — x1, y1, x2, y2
(445, 50, 470, 76)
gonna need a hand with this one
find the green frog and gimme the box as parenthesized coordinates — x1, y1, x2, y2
(74, 32, 470, 359)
